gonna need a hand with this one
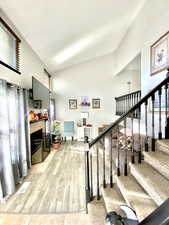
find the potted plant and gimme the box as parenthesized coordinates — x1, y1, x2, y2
(52, 121, 61, 150)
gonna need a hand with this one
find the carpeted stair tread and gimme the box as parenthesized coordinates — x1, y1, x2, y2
(116, 175, 151, 200)
(130, 162, 169, 206)
(116, 175, 157, 221)
(144, 151, 169, 180)
(101, 184, 125, 214)
(156, 139, 169, 155)
(130, 198, 157, 222)
(88, 198, 106, 225)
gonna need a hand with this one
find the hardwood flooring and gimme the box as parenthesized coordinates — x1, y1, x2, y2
(0, 141, 108, 225)
(0, 142, 86, 214)
(0, 213, 89, 225)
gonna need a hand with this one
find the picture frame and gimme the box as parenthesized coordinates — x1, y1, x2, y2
(33, 100, 42, 109)
(80, 96, 90, 106)
(151, 31, 169, 75)
(92, 98, 100, 109)
(69, 99, 77, 110)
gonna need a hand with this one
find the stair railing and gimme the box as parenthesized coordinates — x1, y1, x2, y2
(115, 90, 141, 118)
(85, 75, 169, 206)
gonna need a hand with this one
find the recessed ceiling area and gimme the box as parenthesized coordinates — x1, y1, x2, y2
(0, 0, 146, 73)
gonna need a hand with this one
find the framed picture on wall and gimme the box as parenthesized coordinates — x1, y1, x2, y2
(92, 98, 100, 109)
(80, 96, 90, 106)
(69, 99, 77, 110)
(151, 31, 169, 75)
(33, 100, 42, 109)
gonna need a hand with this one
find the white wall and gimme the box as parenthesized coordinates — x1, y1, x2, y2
(114, 0, 169, 92)
(53, 54, 140, 137)
(53, 0, 169, 139)
(0, 10, 49, 89)
(112, 0, 169, 137)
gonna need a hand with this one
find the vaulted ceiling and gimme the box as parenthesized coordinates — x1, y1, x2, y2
(0, 0, 146, 73)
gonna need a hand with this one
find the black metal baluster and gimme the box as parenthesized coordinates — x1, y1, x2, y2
(145, 100, 149, 152)
(135, 93, 138, 118)
(85, 149, 91, 203)
(119, 98, 121, 115)
(126, 95, 128, 112)
(152, 94, 155, 151)
(117, 125, 121, 176)
(129, 94, 131, 111)
(117, 98, 119, 115)
(118, 99, 120, 114)
(118, 99, 119, 115)
(122, 97, 123, 114)
(90, 151, 93, 200)
(121, 97, 123, 114)
(96, 143, 100, 200)
(124, 118, 128, 176)
(115, 98, 117, 115)
(130, 94, 132, 109)
(124, 96, 126, 114)
(138, 106, 142, 163)
(131, 93, 133, 108)
(123, 96, 125, 114)
(110, 133, 113, 188)
(103, 137, 106, 188)
(135, 92, 139, 118)
(165, 83, 168, 139)
(158, 88, 162, 139)
(133, 93, 135, 117)
(131, 112, 135, 163)
(121, 97, 123, 115)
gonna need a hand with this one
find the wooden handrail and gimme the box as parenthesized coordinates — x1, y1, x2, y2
(115, 90, 141, 100)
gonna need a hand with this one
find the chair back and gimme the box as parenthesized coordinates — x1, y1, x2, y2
(64, 121, 74, 136)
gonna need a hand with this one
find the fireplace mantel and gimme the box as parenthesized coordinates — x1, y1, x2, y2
(30, 119, 46, 134)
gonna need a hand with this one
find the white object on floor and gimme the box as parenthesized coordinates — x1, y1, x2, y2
(120, 205, 138, 220)
(17, 182, 31, 194)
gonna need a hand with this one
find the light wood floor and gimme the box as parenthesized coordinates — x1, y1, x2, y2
(0, 142, 86, 214)
(0, 213, 89, 225)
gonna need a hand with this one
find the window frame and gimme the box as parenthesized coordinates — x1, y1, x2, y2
(0, 17, 21, 74)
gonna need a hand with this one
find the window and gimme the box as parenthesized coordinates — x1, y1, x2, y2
(0, 17, 21, 74)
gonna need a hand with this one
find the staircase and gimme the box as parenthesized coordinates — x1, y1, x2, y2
(84, 76, 169, 224)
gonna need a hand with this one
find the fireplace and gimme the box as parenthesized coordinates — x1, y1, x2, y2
(30, 119, 50, 165)
(31, 129, 43, 164)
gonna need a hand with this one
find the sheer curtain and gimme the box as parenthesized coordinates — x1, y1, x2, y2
(0, 79, 31, 200)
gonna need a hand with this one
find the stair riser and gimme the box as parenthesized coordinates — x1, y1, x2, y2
(144, 154, 169, 180)
(116, 180, 132, 207)
(116, 175, 157, 222)
(130, 166, 165, 206)
(156, 142, 169, 155)
(101, 185, 125, 213)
